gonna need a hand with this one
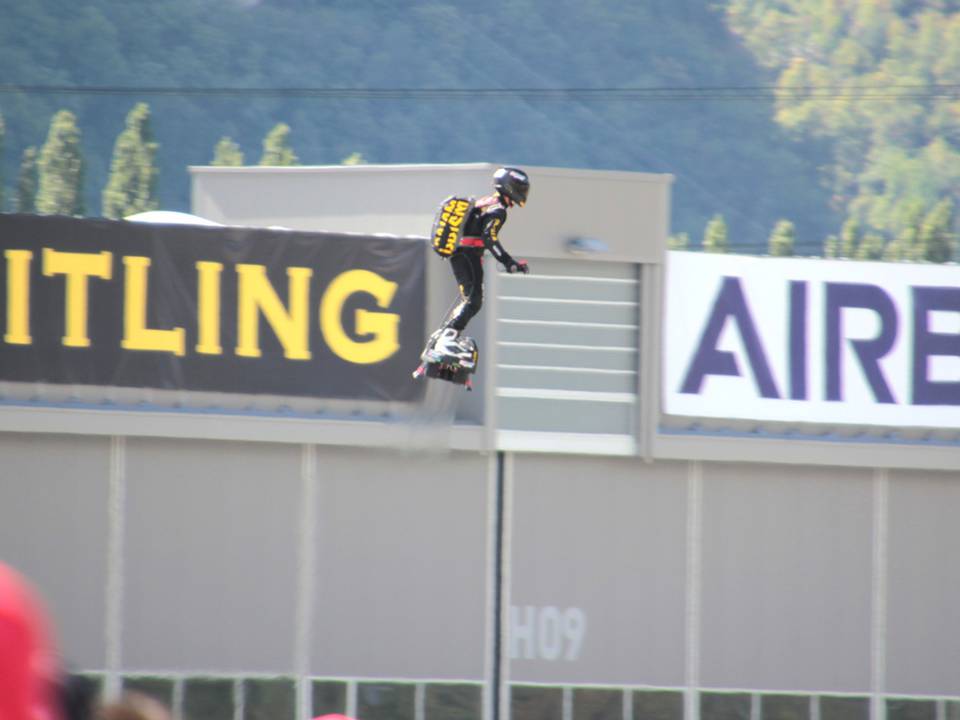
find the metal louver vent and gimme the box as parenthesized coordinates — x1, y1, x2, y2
(495, 258, 640, 441)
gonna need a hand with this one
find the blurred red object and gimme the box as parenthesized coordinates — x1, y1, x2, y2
(0, 561, 62, 720)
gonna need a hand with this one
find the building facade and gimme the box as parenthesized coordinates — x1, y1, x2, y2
(0, 164, 956, 720)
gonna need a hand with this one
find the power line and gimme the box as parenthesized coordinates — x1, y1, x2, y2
(1, 83, 959, 101)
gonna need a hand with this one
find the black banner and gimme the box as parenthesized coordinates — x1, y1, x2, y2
(0, 214, 426, 402)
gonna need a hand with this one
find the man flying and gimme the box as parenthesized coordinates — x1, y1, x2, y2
(429, 166, 531, 360)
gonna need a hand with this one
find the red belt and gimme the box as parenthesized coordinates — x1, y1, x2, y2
(460, 236, 484, 247)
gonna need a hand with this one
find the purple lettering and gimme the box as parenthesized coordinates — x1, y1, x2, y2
(789, 281, 808, 400)
(825, 283, 897, 403)
(911, 286, 960, 406)
(680, 276, 780, 398)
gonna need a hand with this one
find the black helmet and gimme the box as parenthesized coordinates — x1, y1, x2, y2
(493, 167, 530, 206)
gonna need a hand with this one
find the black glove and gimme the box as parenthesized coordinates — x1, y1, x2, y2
(507, 259, 530, 274)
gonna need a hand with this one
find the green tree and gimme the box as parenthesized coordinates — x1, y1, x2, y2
(823, 234, 838, 258)
(668, 232, 690, 250)
(768, 219, 796, 256)
(883, 235, 906, 262)
(102, 103, 159, 219)
(918, 198, 956, 263)
(885, 229, 916, 262)
(36, 110, 85, 216)
(212, 136, 244, 166)
(341, 152, 366, 165)
(855, 233, 885, 261)
(703, 214, 729, 253)
(15, 146, 38, 213)
(894, 199, 927, 262)
(259, 123, 298, 166)
(839, 218, 860, 259)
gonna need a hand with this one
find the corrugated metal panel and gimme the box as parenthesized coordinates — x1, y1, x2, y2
(495, 258, 640, 436)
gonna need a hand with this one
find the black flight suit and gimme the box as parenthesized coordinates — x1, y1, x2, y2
(443, 195, 523, 332)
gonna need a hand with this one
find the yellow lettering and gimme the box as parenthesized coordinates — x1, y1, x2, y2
(320, 269, 399, 364)
(236, 264, 312, 360)
(195, 261, 223, 354)
(121, 256, 186, 356)
(5, 250, 33, 345)
(42, 248, 112, 348)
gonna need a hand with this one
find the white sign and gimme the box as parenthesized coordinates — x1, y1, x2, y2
(510, 605, 586, 661)
(664, 251, 960, 428)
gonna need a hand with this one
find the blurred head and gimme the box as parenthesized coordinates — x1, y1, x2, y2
(493, 167, 530, 207)
(98, 692, 173, 720)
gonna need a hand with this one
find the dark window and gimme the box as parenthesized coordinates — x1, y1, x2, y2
(243, 677, 295, 720)
(574, 688, 622, 720)
(425, 684, 483, 720)
(701, 693, 751, 720)
(357, 682, 415, 720)
(761, 695, 808, 720)
(633, 690, 683, 720)
(511, 685, 563, 720)
(312, 680, 348, 717)
(887, 699, 936, 720)
(184, 678, 234, 720)
(65, 673, 103, 718)
(74, 673, 104, 696)
(819, 696, 868, 720)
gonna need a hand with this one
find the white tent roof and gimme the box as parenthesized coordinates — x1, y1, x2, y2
(124, 210, 223, 226)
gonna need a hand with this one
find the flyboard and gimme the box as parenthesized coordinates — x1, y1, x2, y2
(412, 328, 479, 391)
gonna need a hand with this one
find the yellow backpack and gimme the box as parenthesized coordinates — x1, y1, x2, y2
(430, 196, 475, 257)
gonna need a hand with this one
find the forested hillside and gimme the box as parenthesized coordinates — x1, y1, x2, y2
(727, 0, 960, 260)
(3, 0, 954, 256)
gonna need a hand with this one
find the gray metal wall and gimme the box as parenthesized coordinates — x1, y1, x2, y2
(3, 431, 958, 720)
(502, 455, 960, 720)
(886, 469, 960, 697)
(507, 455, 687, 688)
(696, 463, 873, 692)
(0, 433, 111, 667)
(0, 435, 492, 682)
